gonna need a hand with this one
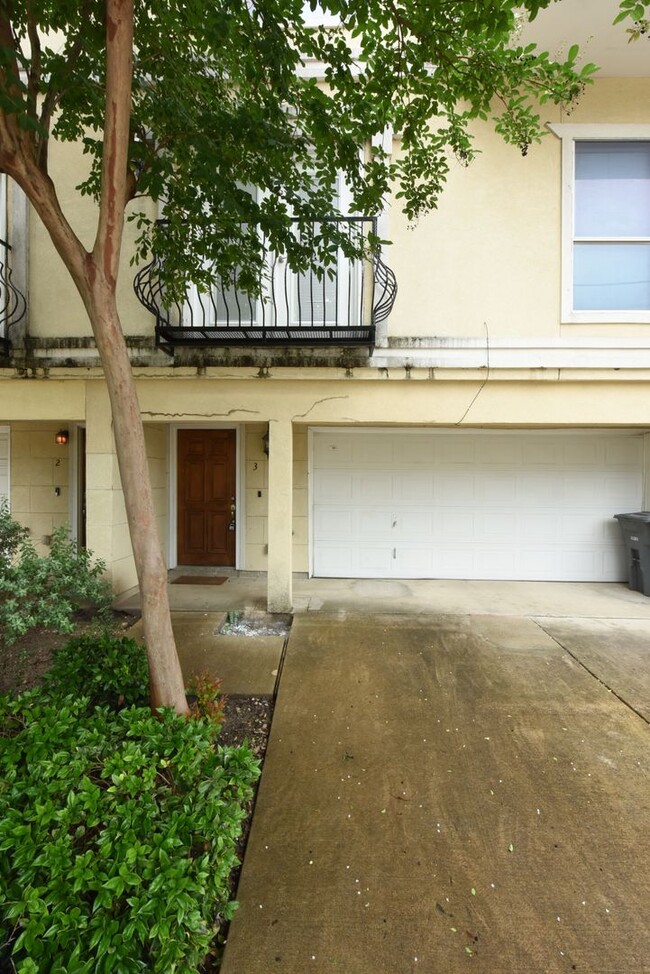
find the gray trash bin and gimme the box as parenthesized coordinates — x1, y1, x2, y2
(614, 512, 650, 596)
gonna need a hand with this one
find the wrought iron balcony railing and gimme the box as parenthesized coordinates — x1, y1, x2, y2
(133, 217, 396, 352)
(0, 238, 27, 355)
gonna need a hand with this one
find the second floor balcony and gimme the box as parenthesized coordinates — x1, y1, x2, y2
(133, 217, 397, 353)
(0, 238, 27, 356)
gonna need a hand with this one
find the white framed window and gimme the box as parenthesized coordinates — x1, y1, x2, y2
(289, 171, 363, 328)
(550, 124, 650, 324)
(187, 171, 366, 331)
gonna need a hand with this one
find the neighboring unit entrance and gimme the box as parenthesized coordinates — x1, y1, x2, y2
(177, 429, 236, 566)
(312, 429, 643, 582)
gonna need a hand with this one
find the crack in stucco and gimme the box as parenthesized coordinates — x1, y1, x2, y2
(292, 395, 349, 420)
(140, 408, 261, 418)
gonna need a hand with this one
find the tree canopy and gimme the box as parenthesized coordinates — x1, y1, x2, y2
(4, 1, 600, 295)
(0, 0, 640, 711)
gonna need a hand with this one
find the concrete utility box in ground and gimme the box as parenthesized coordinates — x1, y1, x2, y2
(614, 512, 650, 596)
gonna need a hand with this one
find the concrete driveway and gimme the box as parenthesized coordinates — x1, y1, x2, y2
(221, 610, 650, 974)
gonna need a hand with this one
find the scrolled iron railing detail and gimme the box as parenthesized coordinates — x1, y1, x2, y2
(133, 217, 397, 352)
(0, 238, 27, 355)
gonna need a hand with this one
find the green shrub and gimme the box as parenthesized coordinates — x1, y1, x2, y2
(45, 631, 150, 709)
(0, 689, 260, 973)
(0, 502, 113, 645)
(0, 496, 29, 565)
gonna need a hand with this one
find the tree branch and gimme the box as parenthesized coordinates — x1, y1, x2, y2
(25, 0, 41, 124)
(92, 0, 133, 287)
(37, 0, 94, 173)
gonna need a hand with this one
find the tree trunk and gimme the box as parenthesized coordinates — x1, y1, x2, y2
(0, 1, 189, 713)
(87, 274, 188, 713)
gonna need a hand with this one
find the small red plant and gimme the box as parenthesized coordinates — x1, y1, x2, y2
(186, 673, 227, 729)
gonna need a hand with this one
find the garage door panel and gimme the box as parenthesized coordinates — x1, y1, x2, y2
(604, 547, 626, 578)
(313, 468, 353, 502)
(354, 471, 393, 501)
(437, 474, 475, 505)
(395, 437, 436, 465)
(438, 511, 474, 540)
(518, 547, 601, 580)
(395, 547, 433, 575)
(480, 511, 522, 540)
(437, 438, 476, 464)
(566, 440, 601, 465)
(358, 546, 394, 574)
(559, 513, 609, 543)
(476, 437, 523, 465)
(314, 508, 352, 538)
(357, 437, 394, 464)
(475, 547, 518, 578)
(313, 436, 355, 465)
(523, 440, 564, 465)
(358, 510, 393, 538)
(395, 511, 433, 538)
(429, 546, 468, 577)
(598, 474, 641, 508)
(394, 471, 435, 503)
(478, 474, 518, 506)
(314, 544, 353, 576)
(515, 470, 559, 504)
(312, 431, 642, 581)
(605, 439, 643, 467)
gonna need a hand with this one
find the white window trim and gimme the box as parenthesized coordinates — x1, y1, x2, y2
(548, 123, 650, 325)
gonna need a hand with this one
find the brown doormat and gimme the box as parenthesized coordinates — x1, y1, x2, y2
(171, 575, 229, 585)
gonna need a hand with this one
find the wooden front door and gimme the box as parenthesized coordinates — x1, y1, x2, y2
(177, 429, 236, 566)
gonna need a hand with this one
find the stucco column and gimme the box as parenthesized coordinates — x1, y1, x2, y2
(267, 417, 293, 613)
(85, 382, 136, 593)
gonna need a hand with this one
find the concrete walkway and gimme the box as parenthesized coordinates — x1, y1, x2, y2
(221, 611, 650, 974)
(116, 574, 650, 619)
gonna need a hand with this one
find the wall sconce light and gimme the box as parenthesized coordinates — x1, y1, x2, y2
(55, 429, 69, 446)
(262, 430, 270, 457)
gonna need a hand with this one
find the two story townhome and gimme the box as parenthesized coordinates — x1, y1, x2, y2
(1, 0, 649, 612)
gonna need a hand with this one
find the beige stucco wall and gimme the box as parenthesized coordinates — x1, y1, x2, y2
(28, 140, 155, 340)
(244, 423, 308, 572)
(23, 79, 650, 348)
(5, 371, 650, 430)
(146, 423, 169, 563)
(84, 383, 132, 591)
(9, 422, 70, 553)
(245, 422, 268, 570)
(85, 406, 169, 594)
(387, 77, 650, 341)
(4, 372, 650, 593)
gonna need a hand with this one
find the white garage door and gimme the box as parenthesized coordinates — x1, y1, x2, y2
(311, 430, 643, 581)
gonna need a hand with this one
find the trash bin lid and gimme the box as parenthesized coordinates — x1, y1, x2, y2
(614, 511, 650, 522)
